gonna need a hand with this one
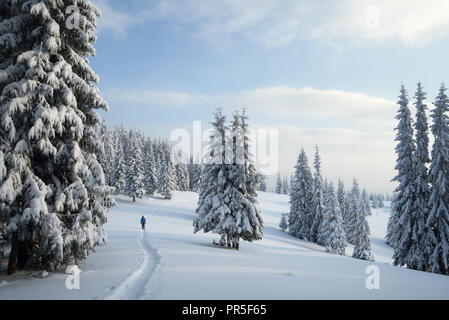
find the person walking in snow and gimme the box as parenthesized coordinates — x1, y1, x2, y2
(141, 216, 147, 230)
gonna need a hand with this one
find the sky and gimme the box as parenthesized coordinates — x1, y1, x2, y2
(91, 0, 449, 193)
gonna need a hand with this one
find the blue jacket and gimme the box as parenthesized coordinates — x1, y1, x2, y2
(141, 217, 146, 224)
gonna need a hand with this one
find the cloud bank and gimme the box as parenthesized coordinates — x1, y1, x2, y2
(96, 0, 449, 48)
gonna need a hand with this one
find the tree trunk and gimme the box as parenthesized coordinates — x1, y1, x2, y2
(133, 196, 136, 202)
(17, 240, 30, 268)
(219, 234, 227, 247)
(231, 237, 240, 250)
(7, 232, 19, 275)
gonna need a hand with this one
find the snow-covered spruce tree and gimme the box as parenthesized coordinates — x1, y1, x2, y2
(154, 151, 161, 182)
(180, 164, 190, 191)
(275, 173, 282, 194)
(174, 150, 190, 191)
(310, 146, 325, 244)
(157, 147, 175, 200)
(195, 163, 203, 191)
(282, 176, 289, 195)
(98, 118, 114, 185)
(194, 109, 232, 245)
(187, 157, 195, 190)
(0, 185, 8, 244)
(124, 135, 145, 202)
(154, 140, 164, 170)
(111, 133, 126, 194)
(239, 108, 263, 242)
(279, 214, 288, 232)
(239, 108, 260, 197)
(344, 189, 353, 226)
(223, 109, 263, 249)
(387, 85, 416, 249)
(288, 148, 314, 240)
(352, 202, 374, 261)
(394, 82, 433, 271)
(166, 144, 177, 194)
(194, 108, 263, 249)
(337, 179, 348, 230)
(0, 0, 114, 273)
(120, 125, 131, 162)
(143, 137, 157, 195)
(158, 158, 173, 200)
(321, 183, 346, 255)
(377, 195, 384, 208)
(188, 160, 202, 192)
(346, 178, 362, 245)
(323, 178, 329, 196)
(110, 127, 120, 186)
(427, 84, 449, 275)
(361, 189, 371, 217)
(152, 140, 160, 170)
(289, 173, 294, 190)
(156, 149, 165, 193)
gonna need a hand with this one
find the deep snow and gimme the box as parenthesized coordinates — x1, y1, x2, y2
(1, 192, 449, 300)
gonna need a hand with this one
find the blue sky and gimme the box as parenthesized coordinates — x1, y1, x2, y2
(91, 0, 449, 193)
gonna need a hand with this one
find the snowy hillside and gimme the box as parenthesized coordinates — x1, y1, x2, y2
(1, 192, 449, 300)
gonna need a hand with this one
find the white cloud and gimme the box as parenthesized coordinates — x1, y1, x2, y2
(105, 88, 209, 107)
(239, 86, 396, 129)
(105, 85, 396, 130)
(95, 0, 449, 48)
(95, 0, 140, 37)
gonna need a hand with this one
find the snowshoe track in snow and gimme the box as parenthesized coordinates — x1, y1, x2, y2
(100, 195, 194, 300)
(101, 230, 160, 300)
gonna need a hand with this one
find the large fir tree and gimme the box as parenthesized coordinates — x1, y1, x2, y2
(143, 137, 158, 195)
(124, 134, 145, 202)
(346, 178, 362, 245)
(387, 86, 416, 249)
(157, 147, 175, 200)
(111, 132, 126, 194)
(194, 109, 232, 244)
(352, 207, 374, 261)
(427, 83, 449, 275)
(311, 146, 325, 244)
(321, 183, 346, 255)
(275, 173, 282, 194)
(288, 148, 314, 240)
(0, 0, 113, 273)
(194, 109, 263, 249)
(98, 118, 114, 185)
(394, 82, 432, 271)
(337, 179, 349, 233)
(223, 109, 263, 249)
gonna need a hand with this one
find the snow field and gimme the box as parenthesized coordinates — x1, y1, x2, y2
(1, 192, 449, 299)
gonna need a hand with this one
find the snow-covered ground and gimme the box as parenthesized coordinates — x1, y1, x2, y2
(1, 192, 449, 300)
